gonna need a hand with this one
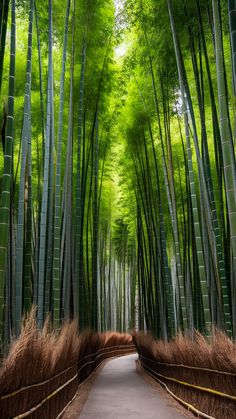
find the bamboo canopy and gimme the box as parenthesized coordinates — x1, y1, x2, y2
(0, 0, 235, 345)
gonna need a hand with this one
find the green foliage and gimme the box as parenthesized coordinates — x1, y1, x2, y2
(0, 0, 235, 343)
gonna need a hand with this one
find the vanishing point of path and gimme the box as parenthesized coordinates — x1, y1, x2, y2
(64, 354, 193, 418)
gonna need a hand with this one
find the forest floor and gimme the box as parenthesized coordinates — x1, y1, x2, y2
(62, 354, 194, 418)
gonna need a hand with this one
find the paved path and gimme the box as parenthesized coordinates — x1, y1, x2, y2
(79, 354, 188, 418)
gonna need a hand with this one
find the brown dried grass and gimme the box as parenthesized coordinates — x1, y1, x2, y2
(132, 330, 236, 418)
(0, 310, 80, 395)
(104, 331, 133, 347)
(0, 310, 134, 418)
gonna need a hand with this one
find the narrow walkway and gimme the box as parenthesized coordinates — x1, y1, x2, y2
(78, 354, 189, 418)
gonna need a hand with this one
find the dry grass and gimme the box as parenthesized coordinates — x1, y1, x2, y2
(104, 331, 133, 347)
(132, 329, 236, 372)
(0, 310, 79, 395)
(132, 330, 236, 418)
(0, 310, 134, 418)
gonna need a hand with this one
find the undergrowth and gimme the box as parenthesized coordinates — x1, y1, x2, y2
(132, 330, 236, 418)
(0, 309, 133, 418)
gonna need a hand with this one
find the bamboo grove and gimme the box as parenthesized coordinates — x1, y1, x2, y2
(0, 0, 236, 346)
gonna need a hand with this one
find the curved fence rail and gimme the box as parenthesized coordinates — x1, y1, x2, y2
(138, 354, 236, 419)
(0, 344, 136, 418)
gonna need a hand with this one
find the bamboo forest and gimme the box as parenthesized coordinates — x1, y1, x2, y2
(1, 0, 236, 340)
(1, 1, 236, 417)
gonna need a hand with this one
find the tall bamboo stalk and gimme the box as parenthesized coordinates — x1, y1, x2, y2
(53, 0, 71, 327)
(92, 111, 99, 330)
(213, 0, 236, 336)
(15, 0, 33, 336)
(37, 0, 54, 327)
(0, 0, 9, 94)
(228, 0, 236, 95)
(167, 0, 211, 332)
(75, 39, 86, 326)
(0, 0, 15, 340)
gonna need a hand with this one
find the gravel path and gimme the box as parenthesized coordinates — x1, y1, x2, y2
(76, 354, 191, 419)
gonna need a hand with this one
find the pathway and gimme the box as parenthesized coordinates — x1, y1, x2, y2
(76, 354, 191, 418)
